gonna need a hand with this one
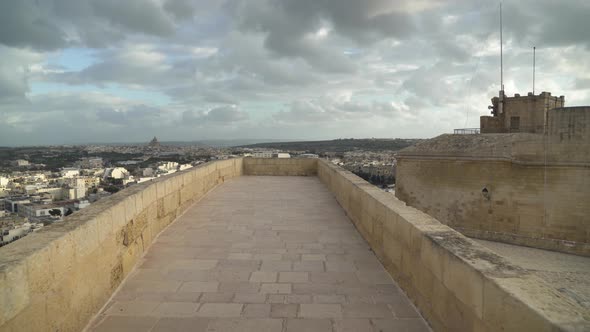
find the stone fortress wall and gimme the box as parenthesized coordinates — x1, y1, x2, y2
(395, 152, 590, 256)
(0, 158, 587, 331)
(396, 105, 590, 257)
(317, 160, 588, 332)
(0, 159, 244, 332)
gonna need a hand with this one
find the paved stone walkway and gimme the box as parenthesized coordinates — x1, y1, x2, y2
(89, 176, 430, 332)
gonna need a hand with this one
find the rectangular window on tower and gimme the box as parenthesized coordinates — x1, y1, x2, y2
(510, 116, 520, 130)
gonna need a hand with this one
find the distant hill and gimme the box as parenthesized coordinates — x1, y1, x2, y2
(239, 138, 422, 153)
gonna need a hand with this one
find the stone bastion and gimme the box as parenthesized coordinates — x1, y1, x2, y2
(0, 158, 587, 331)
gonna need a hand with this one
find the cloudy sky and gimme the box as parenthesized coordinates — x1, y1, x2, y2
(1, 0, 589, 146)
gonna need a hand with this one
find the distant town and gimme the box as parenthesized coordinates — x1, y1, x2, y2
(0, 137, 419, 247)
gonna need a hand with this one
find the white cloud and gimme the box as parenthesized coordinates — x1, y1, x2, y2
(1, 0, 590, 145)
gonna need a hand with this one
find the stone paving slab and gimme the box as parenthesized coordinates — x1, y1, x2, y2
(89, 176, 430, 332)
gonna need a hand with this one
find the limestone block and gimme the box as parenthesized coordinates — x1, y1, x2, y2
(141, 183, 157, 208)
(442, 253, 484, 319)
(182, 171, 194, 187)
(165, 192, 180, 216)
(155, 180, 167, 199)
(420, 237, 446, 281)
(164, 178, 173, 197)
(125, 209, 149, 245)
(0, 263, 30, 326)
(180, 183, 194, 204)
(109, 201, 127, 232)
(193, 178, 204, 198)
(123, 193, 138, 223)
(1, 295, 47, 332)
(145, 202, 158, 225)
(415, 262, 436, 306)
(71, 217, 99, 261)
(95, 210, 114, 245)
(395, 217, 412, 249)
(359, 191, 375, 238)
(140, 222, 154, 249)
(348, 187, 362, 225)
(382, 230, 402, 270)
(121, 239, 142, 277)
(48, 233, 76, 285)
(483, 276, 580, 332)
(156, 197, 165, 218)
(67, 261, 100, 330)
(430, 276, 450, 327)
(400, 247, 420, 286)
(24, 245, 53, 297)
(179, 199, 194, 215)
(45, 275, 75, 331)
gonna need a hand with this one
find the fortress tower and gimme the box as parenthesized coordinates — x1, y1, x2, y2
(480, 91, 565, 133)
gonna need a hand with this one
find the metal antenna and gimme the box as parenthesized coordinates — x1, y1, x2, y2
(500, 2, 504, 91)
(533, 46, 537, 96)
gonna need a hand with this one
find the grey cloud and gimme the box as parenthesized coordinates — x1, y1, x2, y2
(96, 105, 163, 126)
(0, 65, 28, 100)
(0, 1, 66, 50)
(2, 0, 590, 145)
(0, 0, 182, 50)
(205, 106, 249, 122)
(0, 47, 44, 102)
(273, 98, 407, 124)
(182, 106, 249, 125)
(575, 78, 590, 90)
(163, 0, 196, 20)
(91, 0, 175, 37)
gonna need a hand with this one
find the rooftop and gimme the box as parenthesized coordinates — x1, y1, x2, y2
(88, 176, 429, 331)
(397, 133, 590, 165)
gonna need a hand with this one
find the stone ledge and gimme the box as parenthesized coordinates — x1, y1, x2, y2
(317, 159, 589, 332)
(243, 158, 318, 176)
(0, 158, 243, 332)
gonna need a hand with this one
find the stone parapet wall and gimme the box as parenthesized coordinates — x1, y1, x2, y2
(395, 157, 590, 257)
(0, 158, 243, 332)
(1, 157, 586, 332)
(317, 159, 589, 332)
(243, 157, 318, 176)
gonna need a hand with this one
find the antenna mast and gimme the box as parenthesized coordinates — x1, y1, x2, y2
(500, 1, 503, 91)
(533, 46, 537, 96)
(498, 1, 505, 115)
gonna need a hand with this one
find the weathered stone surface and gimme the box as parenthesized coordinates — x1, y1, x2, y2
(88, 176, 427, 331)
(2, 158, 584, 332)
(0, 159, 242, 332)
(317, 159, 590, 332)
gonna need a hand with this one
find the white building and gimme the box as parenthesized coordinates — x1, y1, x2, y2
(1, 223, 32, 245)
(4, 197, 31, 213)
(104, 167, 129, 179)
(10, 160, 29, 167)
(0, 176, 10, 188)
(252, 151, 290, 158)
(61, 168, 80, 178)
(18, 204, 65, 219)
(75, 157, 103, 169)
(299, 153, 319, 158)
(253, 151, 274, 158)
(158, 162, 179, 172)
(179, 164, 193, 171)
(36, 187, 67, 201)
(75, 200, 90, 210)
(142, 168, 154, 177)
(137, 177, 155, 183)
(67, 187, 87, 200)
